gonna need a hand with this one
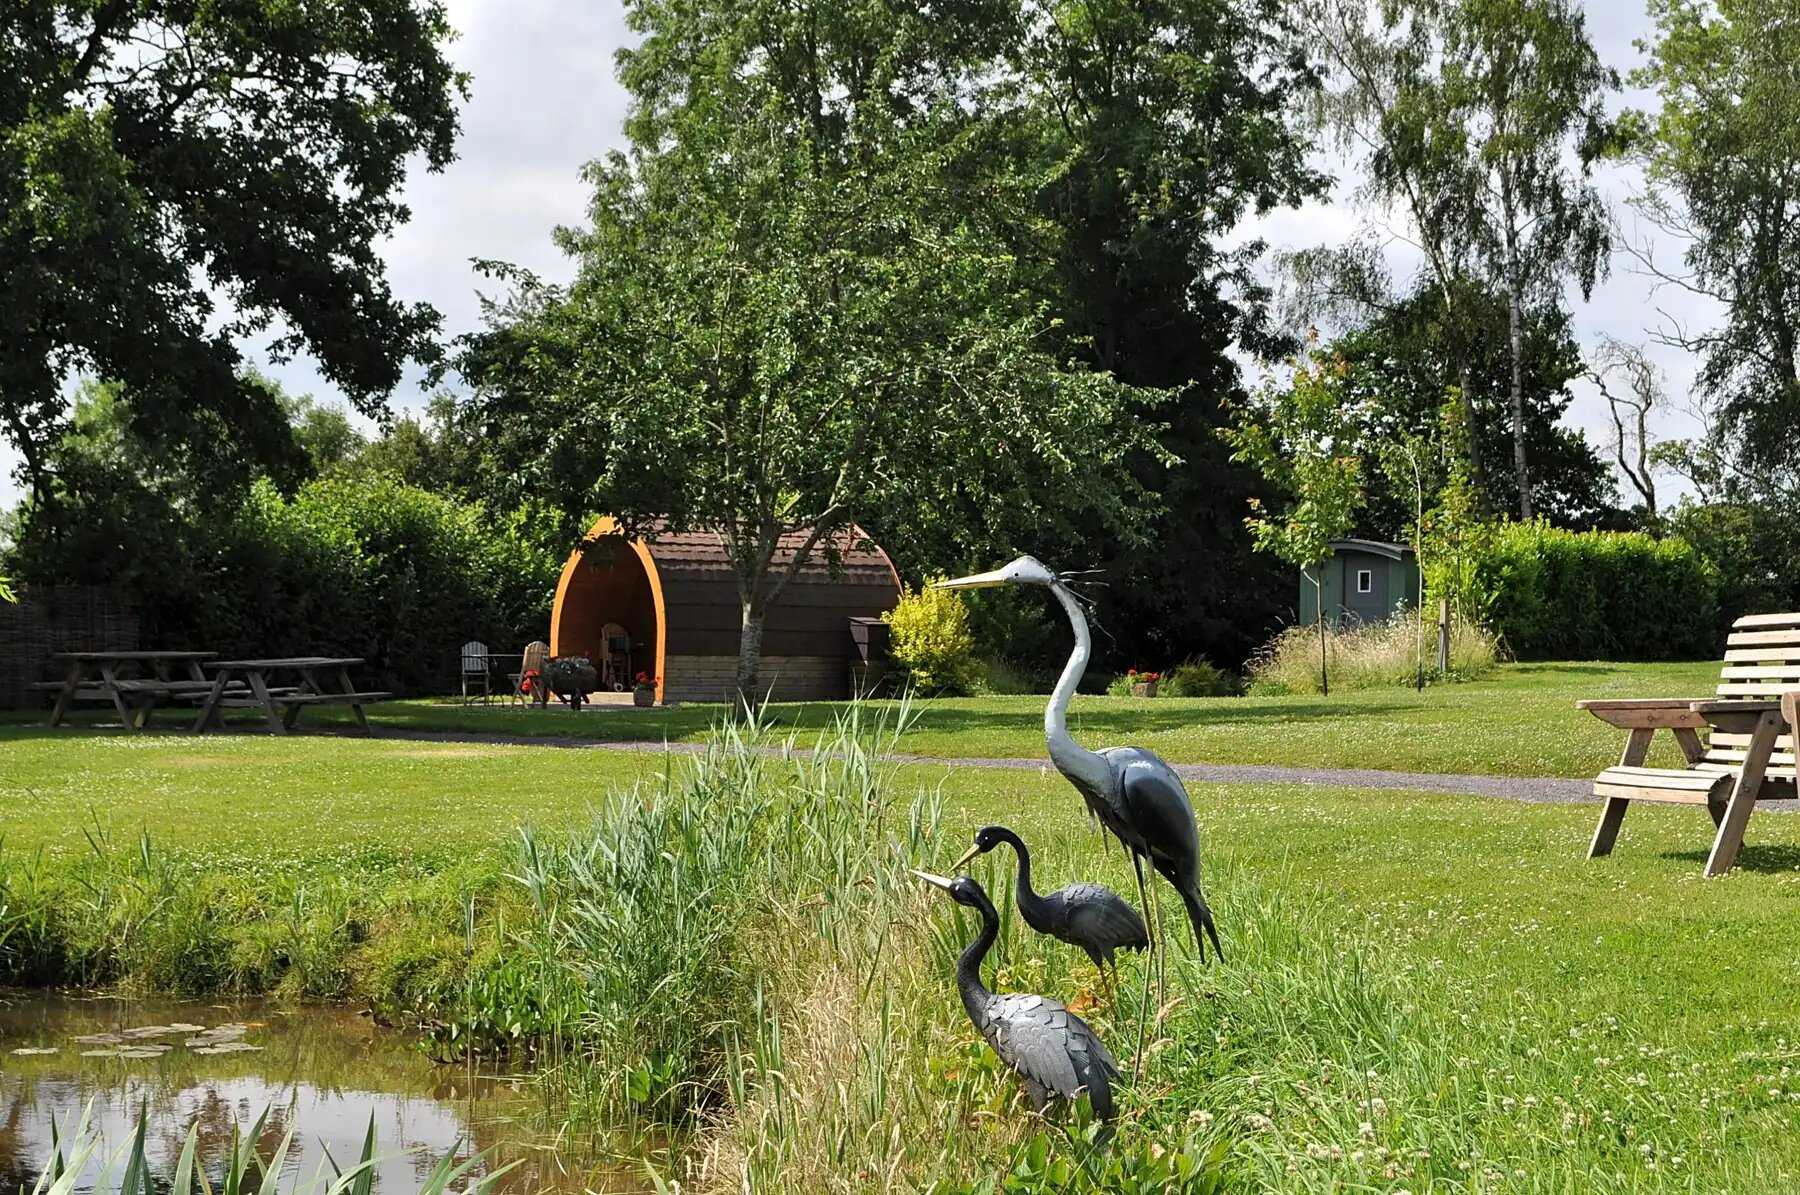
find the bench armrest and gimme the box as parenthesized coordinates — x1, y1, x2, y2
(1691, 694, 1800, 732)
(1576, 698, 1710, 730)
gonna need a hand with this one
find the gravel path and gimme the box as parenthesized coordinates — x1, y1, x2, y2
(372, 729, 1595, 805)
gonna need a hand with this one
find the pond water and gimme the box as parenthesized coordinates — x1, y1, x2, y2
(0, 992, 649, 1194)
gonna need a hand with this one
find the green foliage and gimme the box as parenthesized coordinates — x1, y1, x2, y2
(1467, 522, 1721, 660)
(0, 0, 465, 492)
(460, 0, 1167, 700)
(1668, 501, 1800, 636)
(884, 584, 981, 697)
(1163, 658, 1241, 697)
(1224, 354, 1367, 573)
(1631, 0, 1800, 489)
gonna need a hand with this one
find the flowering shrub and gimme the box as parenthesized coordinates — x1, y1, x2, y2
(883, 581, 980, 696)
(1106, 668, 1162, 696)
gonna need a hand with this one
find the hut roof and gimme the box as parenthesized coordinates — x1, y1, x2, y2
(625, 525, 900, 589)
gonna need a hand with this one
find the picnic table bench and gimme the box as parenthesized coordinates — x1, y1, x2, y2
(36, 650, 228, 732)
(1579, 612, 1800, 876)
(193, 657, 392, 734)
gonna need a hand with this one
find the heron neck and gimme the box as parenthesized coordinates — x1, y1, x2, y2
(1045, 581, 1109, 789)
(996, 829, 1044, 917)
(956, 892, 999, 1027)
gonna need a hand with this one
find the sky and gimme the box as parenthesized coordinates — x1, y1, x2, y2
(0, 0, 1714, 511)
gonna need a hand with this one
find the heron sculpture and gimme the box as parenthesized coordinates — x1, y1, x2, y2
(913, 869, 1120, 1121)
(952, 824, 1148, 986)
(934, 558, 1222, 964)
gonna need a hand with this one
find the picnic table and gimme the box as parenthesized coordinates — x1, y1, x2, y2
(37, 650, 220, 732)
(193, 657, 393, 735)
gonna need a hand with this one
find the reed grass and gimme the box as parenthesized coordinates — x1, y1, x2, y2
(27, 1104, 509, 1195)
(1247, 613, 1500, 695)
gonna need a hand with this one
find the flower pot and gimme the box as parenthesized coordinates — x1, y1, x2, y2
(633, 687, 655, 707)
(1131, 681, 1158, 698)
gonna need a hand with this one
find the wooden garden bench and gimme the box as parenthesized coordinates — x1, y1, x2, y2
(1579, 613, 1800, 877)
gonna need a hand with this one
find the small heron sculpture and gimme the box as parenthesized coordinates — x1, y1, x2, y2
(913, 869, 1120, 1121)
(952, 824, 1148, 984)
(934, 558, 1222, 962)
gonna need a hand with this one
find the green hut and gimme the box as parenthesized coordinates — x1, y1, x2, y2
(1298, 539, 1419, 629)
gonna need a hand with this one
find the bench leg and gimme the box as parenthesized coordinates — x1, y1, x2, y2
(247, 671, 285, 734)
(1704, 710, 1781, 878)
(1673, 726, 1707, 765)
(48, 661, 83, 726)
(1589, 728, 1653, 859)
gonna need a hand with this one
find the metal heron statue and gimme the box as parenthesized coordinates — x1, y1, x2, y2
(934, 557, 1223, 964)
(913, 869, 1120, 1121)
(952, 824, 1148, 987)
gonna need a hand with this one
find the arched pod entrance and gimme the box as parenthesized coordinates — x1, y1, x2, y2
(549, 520, 902, 704)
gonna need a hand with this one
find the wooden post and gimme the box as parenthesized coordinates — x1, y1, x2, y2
(1437, 599, 1450, 672)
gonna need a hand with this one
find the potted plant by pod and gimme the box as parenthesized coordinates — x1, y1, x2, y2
(633, 671, 658, 707)
(1131, 669, 1161, 698)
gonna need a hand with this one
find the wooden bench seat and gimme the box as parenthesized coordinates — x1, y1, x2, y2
(274, 691, 394, 705)
(1582, 612, 1800, 875)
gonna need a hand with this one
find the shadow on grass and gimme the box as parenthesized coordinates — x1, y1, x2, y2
(1660, 842, 1800, 874)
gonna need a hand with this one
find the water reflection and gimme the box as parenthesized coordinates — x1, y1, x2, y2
(0, 993, 641, 1194)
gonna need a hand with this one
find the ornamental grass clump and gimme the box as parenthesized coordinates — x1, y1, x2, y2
(507, 698, 944, 1132)
(1247, 613, 1499, 695)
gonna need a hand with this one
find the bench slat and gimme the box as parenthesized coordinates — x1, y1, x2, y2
(1719, 665, 1800, 679)
(1596, 766, 1729, 792)
(1734, 613, 1800, 629)
(1727, 630, 1800, 647)
(276, 692, 393, 705)
(1593, 783, 1716, 805)
(1724, 647, 1800, 662)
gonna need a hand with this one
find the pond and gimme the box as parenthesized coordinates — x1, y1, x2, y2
(0, 992, 650, 1194)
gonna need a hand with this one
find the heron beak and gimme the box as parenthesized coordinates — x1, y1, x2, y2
(910, 868, 955, 892)
(933, 567, 1010, 590)
(951, 843, 982, 871)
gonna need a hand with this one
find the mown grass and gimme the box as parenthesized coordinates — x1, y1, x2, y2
(9, 705, 1800, 1188)
(5, 658, 1717, 778)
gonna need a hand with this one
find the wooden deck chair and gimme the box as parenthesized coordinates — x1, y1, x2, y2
(460, 640, 491, 704)
(510, 640, 549, 707)
(1579, 612, 1800, 876)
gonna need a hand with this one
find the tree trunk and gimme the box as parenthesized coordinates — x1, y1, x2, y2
(1508, 287, 1530, 520)
(735, 593, 768, 710)
(1502, 208, 1532, 520)
(1316, 572, 1329, 697)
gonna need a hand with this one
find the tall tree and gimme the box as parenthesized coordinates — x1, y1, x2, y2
(1, 1, 465, 500)
(1001, 0, 1328, 670)
(1630, 0, 1800, 497)
(1328, 282, 1618, 533)
(1294, 0, 1616, 518)
(462, 0, 1166, 701)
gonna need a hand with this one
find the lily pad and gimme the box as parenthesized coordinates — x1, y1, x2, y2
(73, 1033, 124, 1045)
(168, 1022, 205, 1032)
(80, 1049, 124, 1058)
(11, 1047, 59, 1056)
(117, 1048, 166, 1059)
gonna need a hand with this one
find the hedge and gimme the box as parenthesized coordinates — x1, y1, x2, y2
(1470, 522, 1720, 661)
(179, 478, 565, 694)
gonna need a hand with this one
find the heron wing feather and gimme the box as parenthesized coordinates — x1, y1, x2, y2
(986, 993, 1082, 1098)
(1057, 883, 1150, 951)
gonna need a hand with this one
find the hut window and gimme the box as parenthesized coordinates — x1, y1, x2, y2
(1356, 569, 1373, 594)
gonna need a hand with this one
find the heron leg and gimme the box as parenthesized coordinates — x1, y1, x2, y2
(1130, 851, 1153, 1087)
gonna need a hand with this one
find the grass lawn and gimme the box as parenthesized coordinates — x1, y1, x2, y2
(122, 658, 1719, 778)
(6, 713, 1800, 1187)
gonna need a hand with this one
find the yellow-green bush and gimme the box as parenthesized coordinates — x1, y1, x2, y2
(883, 582, 980, 696)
